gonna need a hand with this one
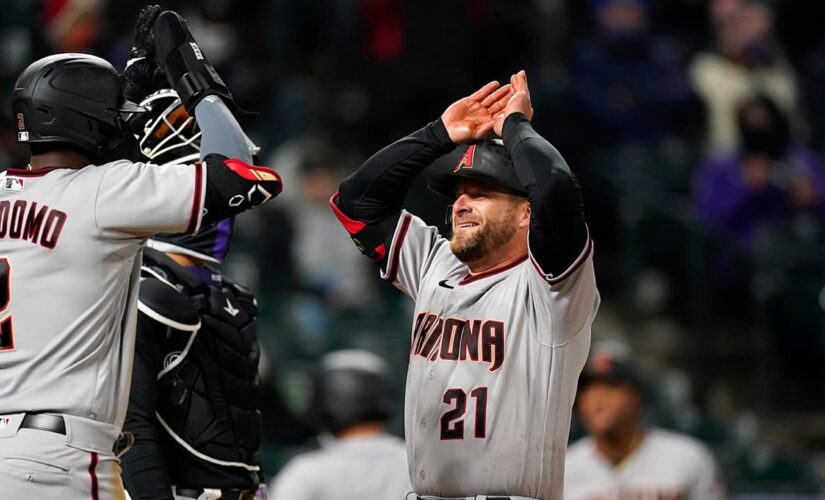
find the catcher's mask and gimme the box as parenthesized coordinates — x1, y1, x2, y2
(129, 89, 260, 263)
(128, 89, 202, 167)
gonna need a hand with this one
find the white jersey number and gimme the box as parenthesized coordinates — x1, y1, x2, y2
(0, 257, 13, 352)
(440, 387, 488, 440)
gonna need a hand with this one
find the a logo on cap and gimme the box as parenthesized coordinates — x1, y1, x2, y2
(453, 145, 476, 172)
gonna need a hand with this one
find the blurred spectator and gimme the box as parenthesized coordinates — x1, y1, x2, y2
(565, 342, 726, 500)
(41, 0, 104, 53)
(693, 95, 825, 252)
(568, 0, 696, 148)
(268, 350, 410, 500)
(290, 158, 375, 308)
(690, 0, 798, 153)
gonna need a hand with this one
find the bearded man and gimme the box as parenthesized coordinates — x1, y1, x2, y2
(329, 71, 599, 500)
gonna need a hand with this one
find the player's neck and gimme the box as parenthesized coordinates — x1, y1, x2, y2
(167, 252, 205, 268)
(334, 421, 386, 440)
(29, 151, 92, 170)
(466, 238, 528, 275)
(595, 426, 645, 466)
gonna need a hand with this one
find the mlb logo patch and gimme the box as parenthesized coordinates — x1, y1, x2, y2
(0, 417, 10, 430)
(4, 177, 24, 192)
(17, 131, 29, 142)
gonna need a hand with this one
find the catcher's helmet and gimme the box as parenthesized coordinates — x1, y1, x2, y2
(428, 139, 526, 198)
(310, 350, 395, 435)
(12, 53, 143, 159)
(127, 89, 202, 167)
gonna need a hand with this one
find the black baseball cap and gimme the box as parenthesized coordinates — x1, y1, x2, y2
(428, 139, 526, 198)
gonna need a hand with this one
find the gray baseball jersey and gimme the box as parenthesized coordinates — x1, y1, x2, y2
(383, 211, 599, 499)
(0, 160, 204, 429)
(269, 434, 411, 500)
(564, 428, 725, 500)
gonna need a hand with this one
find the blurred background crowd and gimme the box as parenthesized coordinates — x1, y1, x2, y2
(2, 0, 825, 495)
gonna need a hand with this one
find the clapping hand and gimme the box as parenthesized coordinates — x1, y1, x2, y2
(493, 70, 534, 137)
(441, 81, 511, 144)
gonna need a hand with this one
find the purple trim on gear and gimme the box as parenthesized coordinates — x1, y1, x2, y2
(212, 218, 233, 262)
(190, 265, 222, 286)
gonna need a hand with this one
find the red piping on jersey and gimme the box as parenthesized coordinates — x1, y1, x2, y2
(5, 167, 76, 177)
(459, 255, 528, 286)
(185, 162, 203, 234)
(88, 452, 99, 500)
(328, 192, 366, 234)
(530, 236, 593, 284)
(383, 213, 413, 282)
(223, 158, 284, 195)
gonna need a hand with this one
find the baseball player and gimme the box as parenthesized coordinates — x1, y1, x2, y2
(565, 346, 725, 500)
(269, 350, 411, 500)
(330, 71, 599, 499)
(120, 89, 267, 500)
(0, 8, 281, 499)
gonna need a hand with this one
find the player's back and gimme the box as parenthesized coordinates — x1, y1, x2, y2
(269, 434, 411, 500)
(0, 160, 201, 428)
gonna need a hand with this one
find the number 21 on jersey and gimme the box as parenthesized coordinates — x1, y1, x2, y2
(0, 258, 13, 351)
(440, 387, 488, 440)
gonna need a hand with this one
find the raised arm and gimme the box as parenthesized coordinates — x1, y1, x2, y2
(496, 71, 588, 279)
(151, 9, 281, 225)
(332, 81, 511, 263)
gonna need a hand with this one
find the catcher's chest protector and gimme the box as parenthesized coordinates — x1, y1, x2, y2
(140, 250, 262, 470)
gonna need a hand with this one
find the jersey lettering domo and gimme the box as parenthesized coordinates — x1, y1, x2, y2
(383, 211, 600, 499)
(0, 161, 204, 429)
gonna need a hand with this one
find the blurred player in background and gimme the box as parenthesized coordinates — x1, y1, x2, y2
(565, 343, 725, 500)
(331, 70, 598, 499)
(269, 350, 411, 500)
(0, 6, 281, 499)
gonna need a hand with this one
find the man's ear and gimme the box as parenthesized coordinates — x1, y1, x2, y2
(519, 201, 531, 229)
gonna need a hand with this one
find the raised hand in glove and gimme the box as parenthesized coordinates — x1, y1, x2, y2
(152, 10, 235, 113)
(121, 4, 165, 104)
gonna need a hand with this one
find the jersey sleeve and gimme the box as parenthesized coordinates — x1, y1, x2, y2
(689, 443, 726, 500)
(94, 160, 205, 237)
(526, 230, 599, 346)
(379, 210, 447, 301)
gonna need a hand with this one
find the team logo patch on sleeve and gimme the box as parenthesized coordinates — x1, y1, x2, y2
(3, 177, 24, 192)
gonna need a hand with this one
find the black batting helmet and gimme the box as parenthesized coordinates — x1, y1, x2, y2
(12, 53, 143, 160)
(428, 139, 526, 198)
(310, 350, 395, 435)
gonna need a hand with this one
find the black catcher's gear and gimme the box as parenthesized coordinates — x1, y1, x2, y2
(122, 4, 165, 104)
(129, 89, 202, 167)
(311, 350, 395, 434)
(152, 11, 234, 113)
(127, 249, 263, 490)
(427, 138, 527, 198)
(12, 53, 143, 161)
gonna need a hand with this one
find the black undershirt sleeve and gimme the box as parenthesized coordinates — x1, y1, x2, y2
(121, 314, 175, 500)
(502, 113, 588, 279)
(334, 119, 455, 266)
(337, 118, 455, 225)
